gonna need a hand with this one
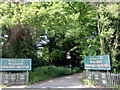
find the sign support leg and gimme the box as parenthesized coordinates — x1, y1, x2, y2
(26, 71, 29, 85)
(0, 72, 3, 85)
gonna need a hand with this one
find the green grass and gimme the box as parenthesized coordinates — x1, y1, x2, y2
(29, 65, 80, 84)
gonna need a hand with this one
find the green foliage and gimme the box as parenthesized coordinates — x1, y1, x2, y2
(72, 67, 80, 73)
(82, 79, 90, 85)
(83, 79, 97, 86)
(118, 85, 120, 89)
(29, 65, 79, 84)
(0, 2, 119, 71)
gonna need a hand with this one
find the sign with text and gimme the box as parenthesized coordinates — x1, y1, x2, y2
(0, 58, 31, 71)
(84, 55, 111, 70)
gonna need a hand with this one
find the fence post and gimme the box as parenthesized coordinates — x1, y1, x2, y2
(118, 73, 120, 85)
(117, 73, 118, 87)
(92, 71, 93, 83)
(110, 73, 113, 87)
(0, 72, 3, 85)
(109, 72, 111, 87)
(26, 71, 29, 85)
(106, 71, 108, 87)
(3, 72, 4, 85)
(20, 72, 21, 84)
(99, 71, 101, 85)
(8, 72, 10, 85)
(118, 73, 119, 86)
(83, 70, 85, 79)
(112, 73, 114, 87)
(106, 70, 109, 87)
(2, 72, 4, 85)
(85, 70, 88, 79)
(114, 73, 115, 87)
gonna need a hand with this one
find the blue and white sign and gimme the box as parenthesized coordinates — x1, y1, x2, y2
(84, 55, 111, 70)
(0, 58, 32, 71)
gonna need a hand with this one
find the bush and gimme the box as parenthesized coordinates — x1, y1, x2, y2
(118, 85, 120, 89)
(73, 67, 80, 73)
(29, 65, 78, 84)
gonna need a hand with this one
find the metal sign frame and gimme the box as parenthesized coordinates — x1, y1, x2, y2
(0, 58, 32, 71)
(0, 58, 31, 85)
(84, 55, 111, 70)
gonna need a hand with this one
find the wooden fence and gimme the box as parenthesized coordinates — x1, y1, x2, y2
(83, 71, 120, 88)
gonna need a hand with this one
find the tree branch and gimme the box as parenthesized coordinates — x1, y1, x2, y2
(67, 2, 78, 13)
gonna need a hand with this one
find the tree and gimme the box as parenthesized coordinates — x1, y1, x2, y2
(1, 2, 119, 70)
(90, 2, 119, 70)
(0, 2, 48, 68)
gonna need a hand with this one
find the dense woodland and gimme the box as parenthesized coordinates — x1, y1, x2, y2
(0, 2, 120, 71)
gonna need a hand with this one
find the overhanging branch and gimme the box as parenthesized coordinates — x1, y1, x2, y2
(67, 2, 78, 13)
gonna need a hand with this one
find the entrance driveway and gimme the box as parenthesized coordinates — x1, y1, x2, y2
(26, 73, 96, 88)
(6, 73, 104, 88)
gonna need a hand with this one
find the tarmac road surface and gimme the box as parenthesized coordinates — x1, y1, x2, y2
(6, 73, 101, 88)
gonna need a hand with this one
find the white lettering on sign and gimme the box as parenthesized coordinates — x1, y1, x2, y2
(86, 64, 109, 68)
(90, 61, 102, 63)
(2, 66, 30, 69)
(90, 57, 103, 60)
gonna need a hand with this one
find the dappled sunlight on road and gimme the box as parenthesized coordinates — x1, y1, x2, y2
(5, 73, 103, 88)
(25, 73, 94, 88)
(60, 80, 63, 82)
(48, 80, 53, 82)
(78, 77, 83, 79)
(64, 76, 72, 79)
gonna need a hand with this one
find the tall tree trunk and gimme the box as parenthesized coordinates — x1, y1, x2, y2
(95, 3, 105, 55)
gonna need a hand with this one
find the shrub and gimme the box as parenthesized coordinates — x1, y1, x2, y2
(29, 65, 78, 84)
(118, 85, 120, 89)
(73, 67, 80, 73)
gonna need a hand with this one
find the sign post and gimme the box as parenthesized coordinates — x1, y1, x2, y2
(84, 55, 111, 86)
(84, 55, 111, 70)
(0, 58, 32, 85)
(26, 70, 29, 85)
(0, 72, 2, 85)
(0, 58, 31, 71)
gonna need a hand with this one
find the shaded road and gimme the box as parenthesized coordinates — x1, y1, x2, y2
(25, 73, 97, 88)
(6, 73, 104, 88)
